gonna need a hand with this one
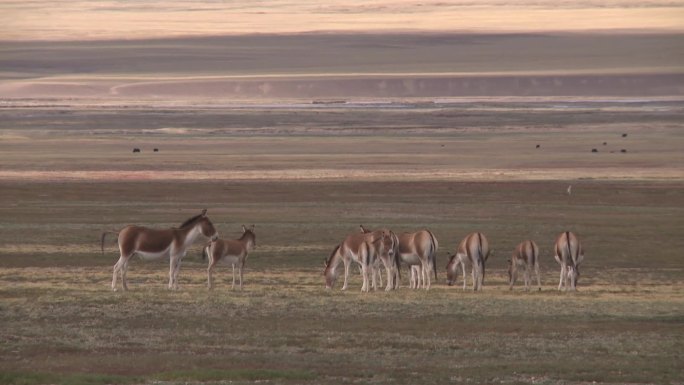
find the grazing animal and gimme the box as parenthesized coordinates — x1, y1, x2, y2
(366, 225, 438, 290)
(621, 149, 627, 153)
(553, 231, 585, 291)
(359, 225, 400, 291)
(622, 133, 628, 138)
(132, 148, 141, 153)
(203, 225, 256, 290)
(446, 232, 490, 291)
(323, 228, 394, 292)
(508, 240, 541, 291)
(102, 209, 218, 291)
(591, 148, 598, 153)
(535, 144, 540, 148)
(603, 142, 607, 146)
(367, 232, 397, 291)
(394, 230, 438, 289)
(153, 148, 159, 152)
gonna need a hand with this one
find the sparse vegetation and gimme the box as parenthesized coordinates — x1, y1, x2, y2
(0, 101, 682, 384)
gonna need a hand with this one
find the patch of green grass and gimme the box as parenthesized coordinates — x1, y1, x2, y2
(154, 368, 316, 382)
(0, 371, 139, 385)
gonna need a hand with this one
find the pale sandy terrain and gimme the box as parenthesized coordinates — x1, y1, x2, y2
(1, 0, 683, 40)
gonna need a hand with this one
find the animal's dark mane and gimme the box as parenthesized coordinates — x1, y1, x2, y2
(179, 213, 203, 228)
(326, 244, 340, 266)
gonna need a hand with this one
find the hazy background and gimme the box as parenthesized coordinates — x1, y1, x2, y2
(1, 0, 683, 100)
(1, 0, 683, 40)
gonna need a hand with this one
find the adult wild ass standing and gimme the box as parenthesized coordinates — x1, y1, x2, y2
(508, 240, 541, 291)
(446, 232, 490, 291)
(324, 228, 394, 292)
(554, 231, 584, 291)
(102, 209, 218, 291)
(392, 229, 439, 290)
(203, 225, 256, 290)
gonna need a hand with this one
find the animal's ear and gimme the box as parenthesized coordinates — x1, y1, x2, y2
(323, 258, 328, 267)
(250, 224, 255, 230)
(242, 225, 246, 232)
(359, 225, 364, 233)
(201, 209, 207, 216)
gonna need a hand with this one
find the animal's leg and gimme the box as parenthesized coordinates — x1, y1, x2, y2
(112, 256, 125, 291)
(360, 264, 369, 292)
(535, 262, 541, 291)
(239, 262, 244, 291)
(207, 264, 213, 290)
(376, 264, 382, 289)
(121, 259, 130, 291)
(173, 257, 182, 290)
(424, 261, 432, 290)
(341, 259, 350, 291)
(461, 261, 467, 291)
(231, 264, 236, 290)
(471, 263, 477, 291)
(569, 267, 577, 291)
(383, 259, 393, 291)
(509, 267, 516, 290)
(524, 266, 530, 291)
(558, 264, 565, 291)
(168, 257, 176, 290)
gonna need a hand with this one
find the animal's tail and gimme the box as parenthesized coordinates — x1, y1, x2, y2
(391, 231, 401, 285)
(477, 232, 485, 285)
(100, 231, 119, 256)
(426, 229, 439, 280)
(565, 231, 573, 267)
(201, 243, 211, 261)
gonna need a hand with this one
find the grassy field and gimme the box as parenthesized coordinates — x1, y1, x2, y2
(1, 100, 683, 384)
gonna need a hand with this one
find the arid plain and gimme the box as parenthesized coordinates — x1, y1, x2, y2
(2, 3, 684, 383)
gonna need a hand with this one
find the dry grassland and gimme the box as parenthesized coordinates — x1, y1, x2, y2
(1, 100, 683, 384)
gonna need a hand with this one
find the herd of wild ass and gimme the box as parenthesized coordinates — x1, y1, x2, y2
(101, 209, 585, 293)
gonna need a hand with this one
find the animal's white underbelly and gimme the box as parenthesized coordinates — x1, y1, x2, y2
(400, 253, 422, 265)
(136, 248, 171, 261)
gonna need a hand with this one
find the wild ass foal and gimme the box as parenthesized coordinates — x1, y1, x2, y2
(554, 231, 584, 291)
(102, 209, 218, 291)
(446, 232, 490, 291)
(323, 228, 393, 292)
(203, 225, 256, 290)
(508, 240, 541, 291)
(359, 225, 399, 291)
